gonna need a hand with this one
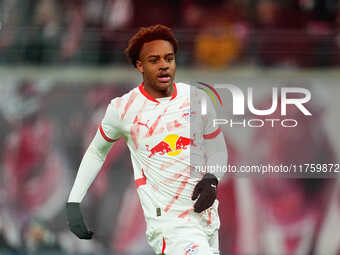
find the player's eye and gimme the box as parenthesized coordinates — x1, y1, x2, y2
(166, 57, 174, 62)
(149, 59, 158, 64)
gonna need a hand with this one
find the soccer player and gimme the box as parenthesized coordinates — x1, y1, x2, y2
(66, 24, 228, 255)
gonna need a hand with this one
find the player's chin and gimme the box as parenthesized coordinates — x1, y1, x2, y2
(156, 79, 173, 90)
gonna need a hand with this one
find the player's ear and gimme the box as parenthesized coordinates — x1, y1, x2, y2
(136, 60, 143, 73)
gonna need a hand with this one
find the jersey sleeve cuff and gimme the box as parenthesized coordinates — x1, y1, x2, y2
(99, 124, 117, 143)
(203, 127, 221, 140)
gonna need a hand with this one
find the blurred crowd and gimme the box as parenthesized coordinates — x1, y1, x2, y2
(1, 0, 340, 67)
(0, 80, 134, 253)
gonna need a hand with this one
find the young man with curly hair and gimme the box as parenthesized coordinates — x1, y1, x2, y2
(66, 24, 228, 255)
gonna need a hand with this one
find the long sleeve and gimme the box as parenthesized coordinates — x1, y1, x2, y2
(68, 129, 115, 202)
(202, 92, 228, 181)
(204, 130, 228, 181)
(68, 99, 122, 202)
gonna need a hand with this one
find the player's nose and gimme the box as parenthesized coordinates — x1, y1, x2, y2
(159, 58, 169, 70)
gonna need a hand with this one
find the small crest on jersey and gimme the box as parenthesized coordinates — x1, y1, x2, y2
(182, 110, 195, 121)
(184, 242, 199, 255)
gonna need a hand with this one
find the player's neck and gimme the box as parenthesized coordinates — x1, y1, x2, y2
(143, 82, 173, 99)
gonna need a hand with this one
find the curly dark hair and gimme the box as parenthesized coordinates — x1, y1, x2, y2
(125, 24, 178, 67)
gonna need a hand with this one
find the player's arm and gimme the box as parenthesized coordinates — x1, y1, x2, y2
(204, 128, 228, 181)
(66, 101, 121, 239)
(192, 93, 228, 213)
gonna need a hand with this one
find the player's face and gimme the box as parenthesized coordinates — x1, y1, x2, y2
(136, 40, 176, 96)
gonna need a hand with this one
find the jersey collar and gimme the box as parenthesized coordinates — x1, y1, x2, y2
(138, 82, 177, 103)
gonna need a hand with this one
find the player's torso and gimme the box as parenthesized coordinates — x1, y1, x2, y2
(114, 83, 215, 222)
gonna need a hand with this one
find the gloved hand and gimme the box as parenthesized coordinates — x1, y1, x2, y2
(66, 202, 93, 239)
(192, 173, 218, 213)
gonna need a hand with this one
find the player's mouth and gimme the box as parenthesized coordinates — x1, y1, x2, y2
(157, 73, 171, 83)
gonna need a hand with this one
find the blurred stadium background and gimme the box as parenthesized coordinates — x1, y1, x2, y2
(1, 0, 340, 254)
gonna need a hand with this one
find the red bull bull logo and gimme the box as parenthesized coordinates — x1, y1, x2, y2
(146, 134, 194, 158)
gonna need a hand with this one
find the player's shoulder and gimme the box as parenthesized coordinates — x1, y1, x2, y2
(108, 86, 140, 105)
(175, 82, 206, 98)
(175, 82, 192, 91)
(175, 82, 202, 95)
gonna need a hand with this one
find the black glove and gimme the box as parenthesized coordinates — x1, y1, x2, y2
(192, 173, 218, 213)
(66, 202, 93, 239)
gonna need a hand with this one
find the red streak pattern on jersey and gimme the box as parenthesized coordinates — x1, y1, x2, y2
(164, 175, 190, 213)
(116, 97, 123, 109)
(130, 100, 148, 150)
(160, 155, 186, 171)
(178, 208, 194, 218)
(145, 106, 169, 137)
(166, 119, 182, 131)
(121, 91, 138, 120)
(179, 98, 189, 109)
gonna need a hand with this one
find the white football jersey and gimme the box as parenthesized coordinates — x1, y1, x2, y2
(99, 82, 221, 223)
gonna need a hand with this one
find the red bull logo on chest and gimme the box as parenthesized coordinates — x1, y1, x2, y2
(146, 134, 194, 158)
